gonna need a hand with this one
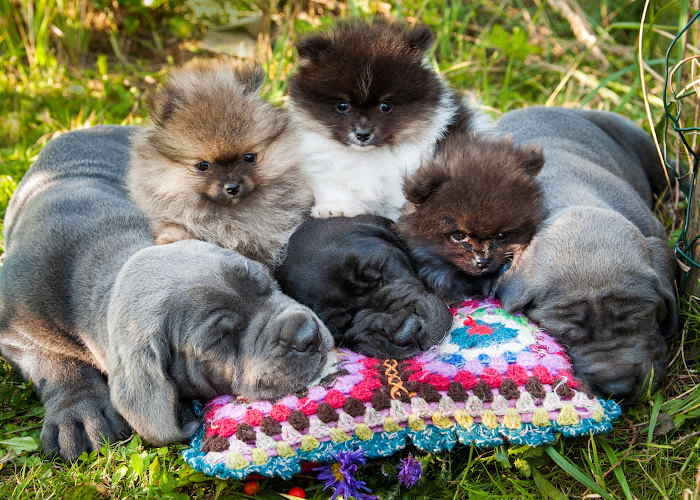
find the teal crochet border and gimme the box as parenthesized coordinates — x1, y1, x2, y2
(182, 400, 622, 480)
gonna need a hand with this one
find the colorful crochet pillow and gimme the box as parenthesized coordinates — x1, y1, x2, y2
(183, 298, 621, 479)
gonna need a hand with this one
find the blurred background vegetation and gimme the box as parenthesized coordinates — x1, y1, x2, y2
(1, 0, 699, 498)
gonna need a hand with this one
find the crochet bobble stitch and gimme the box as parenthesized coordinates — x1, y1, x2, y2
(188, 299, 621, 477)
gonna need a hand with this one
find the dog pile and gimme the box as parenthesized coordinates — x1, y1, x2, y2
(184, 298, 620, 479)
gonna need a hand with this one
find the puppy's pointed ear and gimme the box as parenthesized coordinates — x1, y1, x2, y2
(517, 144, 545, 176)
(405, 24, 435, 52)
(235, 64, 265, 94)
(403, 165, 449, 205)
(149, 84, 182, 127)
(297, 35, 332, 63)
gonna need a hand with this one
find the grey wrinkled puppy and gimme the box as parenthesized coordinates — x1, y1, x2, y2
(0, 126, 333, 461)
(494, 107, 677, 400)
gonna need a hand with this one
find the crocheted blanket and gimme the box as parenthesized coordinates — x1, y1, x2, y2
(183, 298, 621, 479)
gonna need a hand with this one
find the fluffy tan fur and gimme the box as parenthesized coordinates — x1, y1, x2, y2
(128, 59, 313, 267)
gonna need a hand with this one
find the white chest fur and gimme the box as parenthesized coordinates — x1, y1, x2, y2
(291, 88, 463, 221)
(296, 130, 436, 220)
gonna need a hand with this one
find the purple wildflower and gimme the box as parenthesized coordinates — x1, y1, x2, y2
(398, 455, 422, 488)
(316, 449, 378, 500)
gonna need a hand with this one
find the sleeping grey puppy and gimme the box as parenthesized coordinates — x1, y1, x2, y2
(0, 126, 333, 460)
(494, 107, 677, 400)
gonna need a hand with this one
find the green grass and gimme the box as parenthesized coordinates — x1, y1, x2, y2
(1, 0, 699, 498)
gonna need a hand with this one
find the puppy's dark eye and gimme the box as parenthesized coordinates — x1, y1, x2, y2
(379, 102, 393, 113)
(195, 161, 210, 172)
(496, 232, 505, 240)
(336, 101, 351, 114)
(242, 153, 257, 163)
(450, 231, 467, 242)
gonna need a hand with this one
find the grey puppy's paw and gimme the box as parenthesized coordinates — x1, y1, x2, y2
(41, 391, 130, 461)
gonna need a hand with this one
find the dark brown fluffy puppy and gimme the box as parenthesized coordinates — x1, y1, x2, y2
(398, 132, 544, 279)
(128, 59, 312, 267)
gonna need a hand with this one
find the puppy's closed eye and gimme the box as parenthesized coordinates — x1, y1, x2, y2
(187, 313, 242, 357)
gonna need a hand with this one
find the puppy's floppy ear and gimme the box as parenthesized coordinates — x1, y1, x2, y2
(403, 164, 450, 205)
(405, 24, 435, 52)
(149, 84, 182, 127)
(645, 236, 678, 338)
(296, 35, 333, 62)
(235, 64, 265, 94)
(516, 144, 545, 176)
(108, 340, 198, 446)
(105, 244, 205, 446)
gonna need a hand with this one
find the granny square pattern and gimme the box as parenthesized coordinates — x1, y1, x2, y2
(183, 298, 621, 479)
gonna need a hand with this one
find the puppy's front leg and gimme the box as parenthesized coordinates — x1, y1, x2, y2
(0, 335, 129, 460)
(409, 246, 491, 301)
(152, 221, 196, 245)
(311, 190, 370, 218)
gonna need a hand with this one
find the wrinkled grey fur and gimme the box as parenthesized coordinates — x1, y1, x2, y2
(0, 126, 333, 460)
(494, 107, 677, 400)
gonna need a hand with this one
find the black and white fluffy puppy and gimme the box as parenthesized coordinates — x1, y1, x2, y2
(494, 107, 677, 400)
(276, 216, 454, 359)
(287, 19, 485, 220)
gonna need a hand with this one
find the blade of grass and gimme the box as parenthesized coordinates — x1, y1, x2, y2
(599, 437, 633, 500)
(647, 392, 663, 443)
(545, 446, 613, 500)
(532, 468, 569, 500)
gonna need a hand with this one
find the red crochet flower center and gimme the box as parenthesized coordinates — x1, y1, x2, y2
(481, 368, 502, 388)
(217, 418, 238, 437)
(454, 370, 478, 389)
(298, 398, 318, 416)
(270, 404, 292, 422)
(506, 365, 529, 385)
(532, 365, 554, 384)
(462, 316, 476, 326)
(468, 324, 494, 335)
(325, 389, 346, 409)
(245, 409, 263, 426)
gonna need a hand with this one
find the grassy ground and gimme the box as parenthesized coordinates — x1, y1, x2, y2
(1, 0, 699, 498)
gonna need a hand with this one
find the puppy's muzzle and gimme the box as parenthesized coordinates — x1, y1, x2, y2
(224, 183, 241, 197)
(273, 310, 328, 353)
(475, 257, 491, 270)
(350, 126, 375, 147)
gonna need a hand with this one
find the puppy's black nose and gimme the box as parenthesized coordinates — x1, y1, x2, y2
(476, 258, 491, 270)
(355, 131, 372, 143)
(280, 313, 322, 352)
(224, 183, 241, 196)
